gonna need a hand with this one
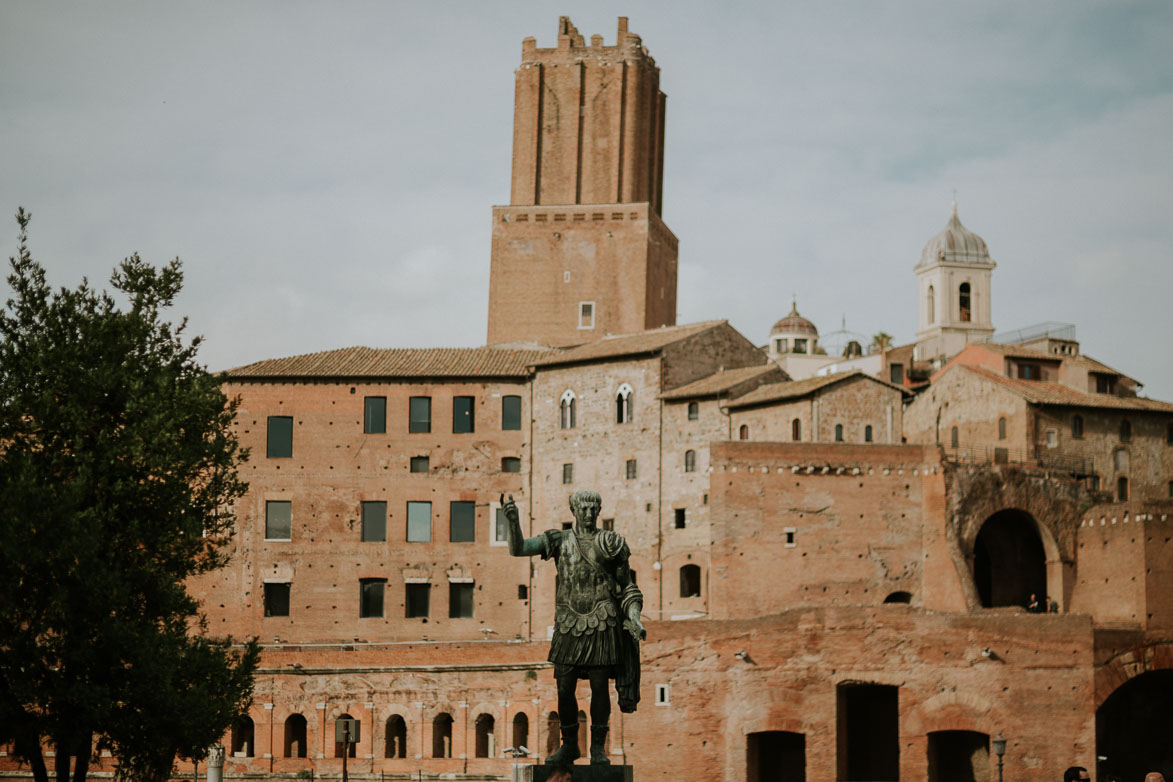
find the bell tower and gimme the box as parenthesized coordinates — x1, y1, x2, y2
(486, 17, 678, 346)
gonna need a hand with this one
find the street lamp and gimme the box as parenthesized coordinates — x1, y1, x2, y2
(993, 732, 1006, 782)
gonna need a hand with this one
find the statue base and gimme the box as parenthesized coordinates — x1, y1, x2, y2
(514, 764, 633, 782)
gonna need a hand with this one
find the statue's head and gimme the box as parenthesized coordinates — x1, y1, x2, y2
(568, 489, 602, 530)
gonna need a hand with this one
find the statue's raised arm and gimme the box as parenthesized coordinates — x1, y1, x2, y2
(501, 493, 545, 558)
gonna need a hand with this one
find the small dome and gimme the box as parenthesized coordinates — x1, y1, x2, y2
(771, 302, 818, 337)
(917, 201, 991, 268)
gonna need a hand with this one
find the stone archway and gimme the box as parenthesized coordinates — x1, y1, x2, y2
(973, 509, 1046, 608)
(1096, 670, 1173, 780)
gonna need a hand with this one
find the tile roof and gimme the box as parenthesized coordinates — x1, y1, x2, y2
(974, 343, 1134, 380)
(528, 321, 728, 368)
(225, 345, 552, 379)
(660, 363, 780, 400)
(726, 370, 908, 409)
(961, 365, 1173, 412)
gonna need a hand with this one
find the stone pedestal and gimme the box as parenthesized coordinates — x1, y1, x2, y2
(515, 765, 633, 782)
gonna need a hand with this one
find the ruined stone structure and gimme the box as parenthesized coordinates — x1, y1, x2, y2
(4, 15, 1172, 782)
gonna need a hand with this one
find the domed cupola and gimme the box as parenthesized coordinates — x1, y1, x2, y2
(769, 302, 819, 356)
(916, 201, 993, 269)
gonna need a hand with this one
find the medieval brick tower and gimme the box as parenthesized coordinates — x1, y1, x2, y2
(486, 17, 678, 347)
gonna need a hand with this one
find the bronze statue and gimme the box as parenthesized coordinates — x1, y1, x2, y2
(502, 490, 645, 767)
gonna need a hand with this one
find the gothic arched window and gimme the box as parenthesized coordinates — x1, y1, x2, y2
(616, 383, 634, 424)
(559, 390, 576, 430)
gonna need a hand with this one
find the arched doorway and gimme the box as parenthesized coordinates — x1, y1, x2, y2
(973, 509, 1046, 608)
(747, 731, 804, 781)
(1096, 670, 1173, 780)
(927, 730, 988, 782)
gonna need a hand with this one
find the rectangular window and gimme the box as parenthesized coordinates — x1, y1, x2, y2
(495, 507, 510, 544)
(450, 501, 475, 542)
(361, 501, 387, 542)
(267, 416, 293, 458)
(674, 508, 686, 529)
(1045, 429, 1058, 448)
(363, 396, 386, 434)
(562, 463, 574, 485)
(409, 396, 431, 433)
(501, 456, 521, 473)
(784, 527, 797, 547)
(602, 518, 614, 531)
(405, 583, 430, 618)
(579, 301, 595, 329)
(448, 582, 474, 618)
(792, 338, 807, 354)
(453, 396, 475, 433)
(265, 500, 292, 541)
(889, 363, 904, 385)
(263, 582, 290, 617)
(359, 579, 385, 618)
(1089, 475, 1101, 492)
(625, 459, 637, 480)
(1017, 363, 1038, 380)
(1097, 375, 1116, 394)
(502, 395, 522, 430)
(410, 456, 430, 473)
(407, 501, 431, 542)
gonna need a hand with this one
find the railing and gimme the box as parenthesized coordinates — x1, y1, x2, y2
(990, 321, 1077, 345)
(941, 441, 1093, 476)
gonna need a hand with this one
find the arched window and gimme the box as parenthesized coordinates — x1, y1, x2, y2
(432, 713, 453, 758)
(1117, 476, 1129, 502)
(998, 417, 1007, 440)
(687, 401, 699, 421)
(684, 450, 696, 473)
(835, 424, 844, 442)
(865, 424, 873, 443)
(1115, 448, 1129, 473)
(739, 424, 749, 441)
(959, 282, 971, 322)
(680, 564, 701, 598)
(1072, 414, 1084, 439)
(559, 390, 576, 429)
(616, 383, 634, 424)
(927, 285, 935, 324)
(951, 425, 959, 449)
(883, 591, 912, 604)
(284, 714, 307, 758)
(334, 714, 358, 758)
(546, 712, 560, 756)
(384, 715, 407, 759)
(791, 418, 801, 441)
(512, 713, 529, 756)
(475, 714, 495, 758)
(231, 716, 255, 757)
(1120, 419, 1131, 442)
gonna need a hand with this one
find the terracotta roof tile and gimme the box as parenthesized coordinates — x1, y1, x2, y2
(660, 364, 781, 400)
(528, 321, 728, 368)
(961, 365, 1173, 412)
(225, 345, 552, 379)
(727, 371, 909, 409)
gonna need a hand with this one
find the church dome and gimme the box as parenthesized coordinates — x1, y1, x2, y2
(771, 303, 818, 337)
(917, 201, 992, 269)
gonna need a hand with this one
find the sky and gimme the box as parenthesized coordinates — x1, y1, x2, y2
(2, 1, 1172, 398)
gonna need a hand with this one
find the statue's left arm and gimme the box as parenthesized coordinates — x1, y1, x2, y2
(599, 531, 646, 641)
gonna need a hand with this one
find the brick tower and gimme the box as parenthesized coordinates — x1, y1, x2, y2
(486, 17, 678, 347)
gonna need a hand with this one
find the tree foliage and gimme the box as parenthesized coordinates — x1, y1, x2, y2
(0, 209, 258, 782)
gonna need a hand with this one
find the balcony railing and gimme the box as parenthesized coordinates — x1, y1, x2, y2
(942, 441, 1093, 476)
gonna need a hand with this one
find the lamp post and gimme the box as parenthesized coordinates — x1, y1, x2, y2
(993, 732, 1006, 782)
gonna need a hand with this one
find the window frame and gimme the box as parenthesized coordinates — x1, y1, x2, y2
(265, 500, 292, 541)
(625, 459, 637, 480)
(263, 581, 291, 617)
(405, 582, 430, 618)
(361, 500, 387, 542)
(560, 390, 577, 429)
(363, 396, 387, 434)
(410, 455, 430, 473)
(578, 301, 595, 330)
(449, 500, 476, 543)
(687, 401, 699, 421)
(448, 581, 474, 619)
(501, 395, 522, 431)
(267, 416, 293, 458)
(406, 501, 432, 543)
(616, 383, 634, 424)
(501, 456, 521, 473)
(408, 396, 432, 433)
(684, 449, 696, 473)
(562, 463, 574, 485)
(359, 578, 386, 618)
(452, 395, 475, 434)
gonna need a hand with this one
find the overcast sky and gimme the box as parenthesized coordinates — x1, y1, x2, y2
(3, 1, 1171, 398)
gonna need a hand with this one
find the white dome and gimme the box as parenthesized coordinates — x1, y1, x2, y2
(917, 201, 992, 269)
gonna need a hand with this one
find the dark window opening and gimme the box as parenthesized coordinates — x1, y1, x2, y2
(407, 501, 431, 542)
(474, 714, 495, 758)
(883, 591, 912, 604)
(562, 463, 574, 485)
(284, 714, 307, 758)
(449, 582, 474, 618)
(501, 395, 521, 430)
(1097, 374, 1116, 394)
(409, 396, 431, 433)
(601, 518, 614, 531)
(363, 396, 386, 434)
(958, 282, 971, 322)
(359, 578, 385, 618)
(837, 683, 898, 781)
(687, 402, 699, 420)
(267, 416, 293, 458)
(433, 714, 453, 758)
(889, 363, 904, 385)
(1089, 474, 1101, 492)
(998, 417, 1007, 440)
(410, 455, 429, 473)
(747, 731, 805, 782)
(1166, 421, 1173, 444)
(512, 713, 529, 756)
(950, 425, 959, 449)
(973, 509, 1046, 608)
(1117, 476, 1129, 502)
(231, 716, 255, 757)
(1096, 670, 1173, 782)
(501, 456, 521, 473)
(384, 715, 407, 759)
(361, 501, 386, 542)
(1071, 414, 1083, 438)
(263, 582, 290, 617)
(1120, 419, 1131, 442)
(518, 584, 528, 600)
(674, 509, 686, 529)
(684, 449, 696, 472)
(927, 285, 935, 324)
(680, 564, 701, 598)
(792, 418, 801, 441)
(265, 500, 292, 541)
(334, 715, 358, 758)
(625, 459, 637, 480)
(405, 583, 430, 618)
(864, 425, 873, 443)
(927, 731, 989, 782)
(739, 424, 749, 440)
(1017, 363, 1039, 380)
(453, 396, 475, 433)
(450, 501, 475, 542)
(835, 424, 844, 442)
(616, 386, 633, 424)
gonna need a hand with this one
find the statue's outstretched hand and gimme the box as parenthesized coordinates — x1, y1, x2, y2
(500, 493, 519, 524)
(624, 616, 647, 642)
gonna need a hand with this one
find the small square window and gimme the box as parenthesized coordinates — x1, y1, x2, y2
(625, 459, 637, 480)
(264, 582, 290, 617)
(359, 579, 385, 618)
(265, 500, 292, 541)
(363, 396, 386, 434)
(449, 582, 474, 618)
(407, 501, 431, 542)
(405, 583, 430, 618)
(562, 463, 574, 485)
(655, 684, 670, 705)
(784, 527, 797, 548)
(602, 518, 614, 531)
(502, 396, 522, 431)
(502, 457, 521, 473)
(674, 509, 686, 529)
(361, 501, 386, 542)
(518, 585, 528, 600)
(267, 416, 293, 458)
(889, 363, 904, 385)
(579, 301, 595, 329)
(410, 456, 429, 473)
(450, 501, 476, 542)
(453, 396, 475, 433)
(409, 397, 431, 433)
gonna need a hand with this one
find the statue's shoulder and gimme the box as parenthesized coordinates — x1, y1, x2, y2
(596, 529, 629, 560)
(539, 528, 564, 560)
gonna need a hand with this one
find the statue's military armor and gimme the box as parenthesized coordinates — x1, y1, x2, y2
(546, 528, 623, 667)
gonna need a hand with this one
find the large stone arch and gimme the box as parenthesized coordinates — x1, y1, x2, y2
(1095, 647, 1173, 781)
(1094, 642, 1173, 709)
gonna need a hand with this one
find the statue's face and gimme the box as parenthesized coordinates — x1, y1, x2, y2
(574, 498, 600, 530)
